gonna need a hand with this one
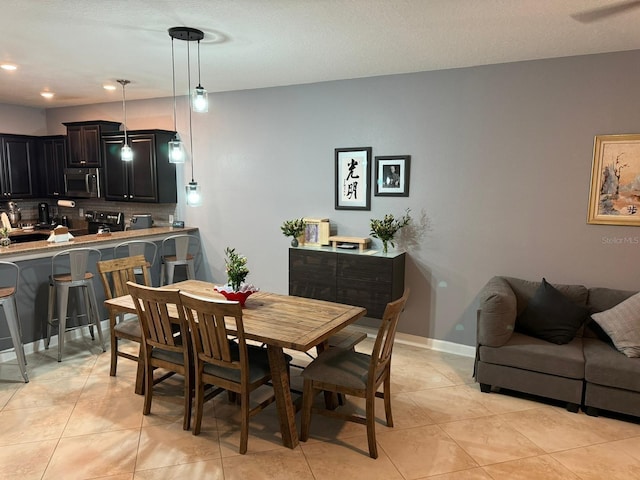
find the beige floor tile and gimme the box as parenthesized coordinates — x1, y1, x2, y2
(216, 410, 291, 456)
(0, 404, 73, 446)
(552, 441, 640, 480)
(3, 376, 87, 409)
(63, 393, 144, 436)
(134, 459, 224, 479)
(136, 422, 221, 471)
(222, 449, 314, 480)
(0, 385, 20, 410)
(440, 415, 545, 465)
(503, 406, 621, 452)
(0, 440, 57, 480)
(482, 454, 581, 479)
(469, 384, 546, 414)
(301, 434, 404, 480)
(376, 424, 478, 479)
(425, 468, 494, 480)
(42, 429, 140, 480)
(409, 385, 494, 423)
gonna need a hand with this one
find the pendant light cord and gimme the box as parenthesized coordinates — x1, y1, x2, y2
(197, 39, 202, 88)
(171, 37, 178, 133)
(187, 39, 195, 183)
(118, 79, 130, 144)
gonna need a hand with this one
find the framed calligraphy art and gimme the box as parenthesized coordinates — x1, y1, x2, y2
(335, 147, 372, 210)
(587, 134, 640, 226)
(375, 155, 411, 197)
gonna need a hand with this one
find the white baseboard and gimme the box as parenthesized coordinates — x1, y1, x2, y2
(338, 325, 476, 358)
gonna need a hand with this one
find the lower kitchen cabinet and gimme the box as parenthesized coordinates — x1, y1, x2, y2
(102, 130, 177, 203)
(289, 247, 405, 319)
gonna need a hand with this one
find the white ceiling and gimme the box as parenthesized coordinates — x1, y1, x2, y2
(2, 0, 640, 108)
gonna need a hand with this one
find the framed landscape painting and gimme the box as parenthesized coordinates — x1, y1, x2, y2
(335, 147, 372, 210)
(588, 134, 640, 226)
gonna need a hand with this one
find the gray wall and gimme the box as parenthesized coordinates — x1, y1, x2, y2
(6, 49, 640, 348)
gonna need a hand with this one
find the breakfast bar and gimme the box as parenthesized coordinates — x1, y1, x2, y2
(0, 226, 200, 353)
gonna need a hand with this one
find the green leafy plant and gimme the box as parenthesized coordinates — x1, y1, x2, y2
(280, 218, 305, 238)
(0, 227, 8, 238)
(370, 209, 411, 253)
(224, 247, 250, 291)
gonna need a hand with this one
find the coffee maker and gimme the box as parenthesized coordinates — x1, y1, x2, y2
(37, 202, 51, 227)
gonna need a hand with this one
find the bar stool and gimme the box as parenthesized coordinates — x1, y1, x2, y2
(45, 247, 106, 362)
(114, 240, 158, 285)
(160, 234, 201, 286)
(0, 261, 28, 382)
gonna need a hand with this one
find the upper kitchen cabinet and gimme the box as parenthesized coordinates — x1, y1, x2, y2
(102, 130, 177, 203)
(0, 134, 37, 199)
(64, 120, 120, 167)
(38, 135, 67, 198)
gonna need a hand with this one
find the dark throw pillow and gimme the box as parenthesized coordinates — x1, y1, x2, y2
(515, 278, 589, 345)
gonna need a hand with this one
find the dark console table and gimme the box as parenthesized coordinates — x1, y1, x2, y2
(288, 247, 406, 319)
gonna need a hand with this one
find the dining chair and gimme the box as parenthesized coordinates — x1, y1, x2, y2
(97, 255, 151, 394)
(300, 288, 410, 458)
(180, 291, 277, 454)
(127, 281, 193, 430)
(159, 234, 200, 286)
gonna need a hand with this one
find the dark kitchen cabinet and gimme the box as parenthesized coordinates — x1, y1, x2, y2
(102, 130, 177, 203)
(0, 134, 37, 199)
(289, 247, 405, 319)
(64, 120, 120, 167)
(38, 135, 67, 198)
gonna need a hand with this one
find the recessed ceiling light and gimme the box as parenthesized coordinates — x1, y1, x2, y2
(1, 64, 17, 71)
(40, 92, 54, 99)
(103, 84, 117, 91)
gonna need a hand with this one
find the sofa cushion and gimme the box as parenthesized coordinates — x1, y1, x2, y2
(583, 338, 640, 392)
(515, 278, 590, 344)
(477, 276, 517, 347)
(504, 277, 588, 315)
(591, 291, 640, 358)
(479, 332, 584, 379)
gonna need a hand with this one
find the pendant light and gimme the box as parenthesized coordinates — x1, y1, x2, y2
(168, 26, 204, 207)
(117, 79, 133, 162)
(168, 35, 184, 163)
(192, 39, 208, 113)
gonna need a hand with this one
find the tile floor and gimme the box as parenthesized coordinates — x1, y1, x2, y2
(1, 335, 640, 479)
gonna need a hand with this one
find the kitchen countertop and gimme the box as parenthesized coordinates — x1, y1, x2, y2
(0, 226, 199, 261)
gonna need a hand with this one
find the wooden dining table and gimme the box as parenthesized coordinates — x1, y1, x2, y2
(104, 279, 367, 449)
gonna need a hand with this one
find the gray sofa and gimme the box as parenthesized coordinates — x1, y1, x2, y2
(475, 276, 640, 418)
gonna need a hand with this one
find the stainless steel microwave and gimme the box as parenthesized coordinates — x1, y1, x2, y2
(64, 168, 101, 198)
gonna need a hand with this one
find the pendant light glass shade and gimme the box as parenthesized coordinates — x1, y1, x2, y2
(117, 79, 133, 162)
(168, 137, 185, 164)
(192, 85, 208, 112)
(121, 144, 133, 162)
(186, 181, 202, 207)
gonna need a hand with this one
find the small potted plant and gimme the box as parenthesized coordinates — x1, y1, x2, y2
(370, 209, 411, 254)
(214, 247, 258, 306)
(0, 227, 10, 247)
(280, 218, 306, 247)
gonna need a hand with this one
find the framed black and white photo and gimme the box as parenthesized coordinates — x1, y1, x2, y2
(375, 155, 411, 197)
(335, 147, 372, 210)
